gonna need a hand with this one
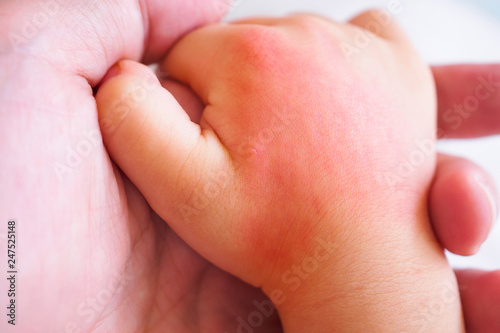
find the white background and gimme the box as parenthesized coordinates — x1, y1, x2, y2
(226, 0, 500, 271)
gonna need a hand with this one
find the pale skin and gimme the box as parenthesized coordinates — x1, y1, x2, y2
(96, 12, 496, 332)
(0, 0, 499, 332)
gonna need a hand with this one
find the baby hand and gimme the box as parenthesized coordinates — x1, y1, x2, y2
(97, 12, 463, 332)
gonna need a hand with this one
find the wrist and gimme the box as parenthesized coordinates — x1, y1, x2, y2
(261, 213, 465, 333)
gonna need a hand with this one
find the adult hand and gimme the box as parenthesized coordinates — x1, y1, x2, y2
(430, 64, 500, 333)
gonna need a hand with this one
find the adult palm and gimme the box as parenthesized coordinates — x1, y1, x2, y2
(0, 1, 280, 332)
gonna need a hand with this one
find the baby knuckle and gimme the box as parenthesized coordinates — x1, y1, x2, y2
(289, 14, 326, 32)
(229, 26, 288, 71)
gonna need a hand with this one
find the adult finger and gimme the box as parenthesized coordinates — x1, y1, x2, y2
(456, 269, 500, 333)
(430, 154, 498, 256)
(434, 64, 500, 138)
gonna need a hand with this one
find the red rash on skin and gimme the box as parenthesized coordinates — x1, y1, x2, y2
(228, 73, 396, 289)
(225, 67, 424, 289)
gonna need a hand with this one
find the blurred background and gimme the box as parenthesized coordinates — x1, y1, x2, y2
(226, 0, 500, 271)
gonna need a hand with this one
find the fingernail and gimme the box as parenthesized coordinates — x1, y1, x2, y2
(100, 62, 123, 87)
(475, 175, 498, 227)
